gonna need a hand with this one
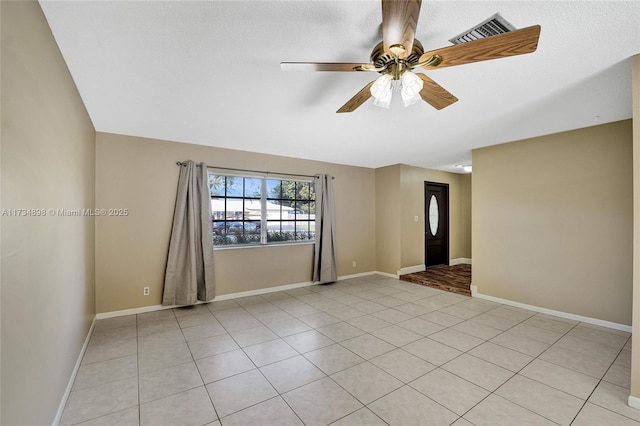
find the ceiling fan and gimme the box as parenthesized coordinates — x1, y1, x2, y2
(281, 0, 541, 113)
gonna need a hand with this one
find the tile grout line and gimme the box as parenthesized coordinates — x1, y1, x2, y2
(67, 276, 634, 426)
(275, 286, 471, 424)
(391, 296, 534, 424)
(228, 282, 392, 424)
(230, 281, 599, 425)
(178, 308, 222, 425)
(449, 313, 582, 425)
(567, 334, 636, 425)
(362, 289, 620, 425)
(210, 298, 307, 424)
(445, 309, 634, 425)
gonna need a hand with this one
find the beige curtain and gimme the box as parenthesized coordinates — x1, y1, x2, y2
(313, 174, 337, 283)
(162, 161, 215, 305)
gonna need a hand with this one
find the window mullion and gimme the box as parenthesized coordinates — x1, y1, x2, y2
(260, 178, 267, 244)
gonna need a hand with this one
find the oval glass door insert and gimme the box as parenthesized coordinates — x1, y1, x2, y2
(429, 195, 439, 236)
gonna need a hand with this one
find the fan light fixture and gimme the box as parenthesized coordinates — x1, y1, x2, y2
(281, 0, 542, 114)
(371, 74, 393, 109)
(400, 72, 423, 107)
(370, 71, 423, 109)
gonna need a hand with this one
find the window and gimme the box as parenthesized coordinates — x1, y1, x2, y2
(209, 173, 316, 247)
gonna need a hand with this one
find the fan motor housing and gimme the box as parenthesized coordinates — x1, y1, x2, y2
(370, 40, 425, 71)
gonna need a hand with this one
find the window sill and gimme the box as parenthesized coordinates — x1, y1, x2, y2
(213, 241, 315, 251)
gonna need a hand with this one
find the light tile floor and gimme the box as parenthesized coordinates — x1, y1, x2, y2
(60, 275, 637, 426)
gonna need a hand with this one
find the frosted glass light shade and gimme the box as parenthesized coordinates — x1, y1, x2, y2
(400, 72, 423, 107)
(370, 74, 392, 109)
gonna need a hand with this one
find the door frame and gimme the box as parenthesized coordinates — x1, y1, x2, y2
(424, 181, 450, 268)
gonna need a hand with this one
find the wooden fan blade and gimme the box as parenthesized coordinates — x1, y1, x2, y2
(382, 0, 422, 58)
(419, 25, 541, 69)
(416, 74, 458, 110)
(280, 62, 368, 72)
(337, 81, 375, 113)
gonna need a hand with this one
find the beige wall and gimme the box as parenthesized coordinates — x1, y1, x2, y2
(1, 2, 96, 425)
(374, 164, 471, 275)
(631, 54, 640, 403)
(95, 133, 376, 313)
(460, 173, 472, 258)
(473, 120, 633, 325)
(375, 165, 401, 274)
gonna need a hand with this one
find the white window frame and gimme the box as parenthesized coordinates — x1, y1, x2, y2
(209, 172, 316, 248)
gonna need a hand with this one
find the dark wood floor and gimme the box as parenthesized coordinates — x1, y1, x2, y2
(400, 264, 472, 296)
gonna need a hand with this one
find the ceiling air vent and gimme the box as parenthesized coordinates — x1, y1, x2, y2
(449, 13, 516, 45)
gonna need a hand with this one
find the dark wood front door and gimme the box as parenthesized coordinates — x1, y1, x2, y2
(425, 182, 449, 268)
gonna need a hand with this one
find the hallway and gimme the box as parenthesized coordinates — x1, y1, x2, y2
(401, 264, 472, 296)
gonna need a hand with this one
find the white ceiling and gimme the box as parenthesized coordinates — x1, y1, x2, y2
(39, 1, 640, 173)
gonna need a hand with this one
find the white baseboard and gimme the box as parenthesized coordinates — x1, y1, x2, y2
(96, 280, 315, 319)
(96, 303, 177, 320)
(398, 265, 425, 276)
(54, 316, 96, 426)
(338, 271, 379, 281)
(374, 271, 400, 279)
(471, 285, 632, 333)
(97, 271, 386, 319)
(450, 258, 472, 265)
(628, 395, 640, 410)
(213, 280, 314, 301)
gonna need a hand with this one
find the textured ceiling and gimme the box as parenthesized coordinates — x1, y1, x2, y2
(39, 1, 640, 172)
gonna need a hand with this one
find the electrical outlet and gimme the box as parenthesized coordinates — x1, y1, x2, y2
(414, 215, 419, 222)
(352, 261, 356, 267)
(143, 287, 150, 296)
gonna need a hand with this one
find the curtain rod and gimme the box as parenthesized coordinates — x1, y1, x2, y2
(176, 162, 330, 179)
